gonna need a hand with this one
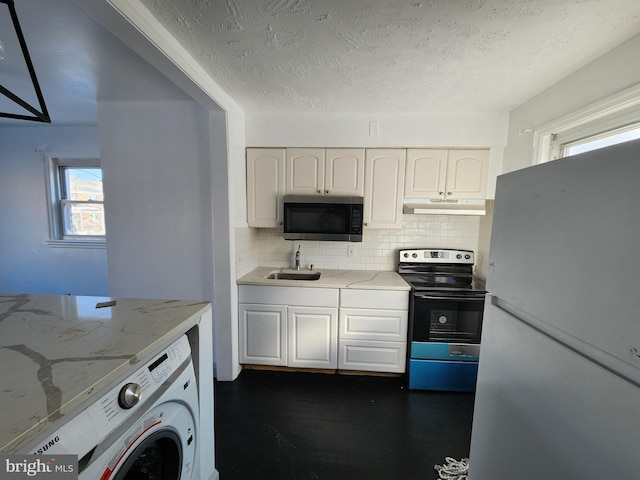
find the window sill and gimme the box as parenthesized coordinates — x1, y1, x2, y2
(46, 239, 106, 249)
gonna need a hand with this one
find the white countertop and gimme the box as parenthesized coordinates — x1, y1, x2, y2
(237, 267, 410, 291)
(0, 293, 211, 454)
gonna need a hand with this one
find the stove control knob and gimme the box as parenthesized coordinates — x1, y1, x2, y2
(412, 253, 418, 258)
(118, 383, 142, 409)
(465, 254, 471, 260)
(456, 254, 462, 259)
(403, 253, 409, 258)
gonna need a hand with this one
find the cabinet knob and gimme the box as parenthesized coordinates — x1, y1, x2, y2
(447, 192, 453, 196)
(318, 189, 322, 194)
(364, 222, 369, 226)
(439, 191, 444, 196)
(325, 190, 329, 194)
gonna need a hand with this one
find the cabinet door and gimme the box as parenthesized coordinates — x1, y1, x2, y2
(324, 148, 365, 196)
(239, 304, 287, 366)
(246, 148, 284, 228)
(445, 149, 489, 199)
(364, 149, 406, 229)
(285, 148, 325, 195)
(404, 149, 447, 199)
(287, 306, 338, 369)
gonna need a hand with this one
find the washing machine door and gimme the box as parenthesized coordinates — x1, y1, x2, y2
(82, 401, 197, 480)
(112, 429, 182, 480)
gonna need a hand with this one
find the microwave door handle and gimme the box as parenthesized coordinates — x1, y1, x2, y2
(414, 294, 485, 302)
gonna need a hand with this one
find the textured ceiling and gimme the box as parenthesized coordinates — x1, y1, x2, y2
(138, 0, 640, 113)
(2, 0, 640, 126)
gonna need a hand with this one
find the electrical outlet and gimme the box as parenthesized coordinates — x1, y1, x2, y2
(347, 246, 356, 257)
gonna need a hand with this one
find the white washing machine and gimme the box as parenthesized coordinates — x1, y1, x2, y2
(25, 334, 199, 480)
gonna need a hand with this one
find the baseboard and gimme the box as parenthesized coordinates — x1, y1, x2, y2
(240, 364, 403, 377)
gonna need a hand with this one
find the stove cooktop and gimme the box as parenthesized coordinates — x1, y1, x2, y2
(397, 248, 486, 293)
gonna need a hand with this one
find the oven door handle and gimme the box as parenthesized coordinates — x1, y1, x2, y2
(414, 294, 485, 302)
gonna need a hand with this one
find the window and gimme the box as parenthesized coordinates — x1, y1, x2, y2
(59, 164, 105, 236)
(535, 83, 640, 164)
(43, 152, 105, 247)
(561, 122, 640, 157)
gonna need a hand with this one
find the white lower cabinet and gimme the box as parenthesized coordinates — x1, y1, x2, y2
(239, 286, 339, 369)
(239, 285, 408, 373)
(339, 340, 406, 373)
(288, 306, 338, 369)
(338, 289, 409, 373)
(239, 304, 287, 366)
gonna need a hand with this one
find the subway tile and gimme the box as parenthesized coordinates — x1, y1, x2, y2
(243, 215, 483, 273)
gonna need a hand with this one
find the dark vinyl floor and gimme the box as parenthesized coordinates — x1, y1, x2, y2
(214, 370, 475, 480)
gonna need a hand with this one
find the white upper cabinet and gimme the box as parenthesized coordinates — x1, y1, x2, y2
(364, 148, 406, 229)
(446, 149, 489, 199)
(285, 148, 325, 195)
(285, 148, 364, 196)
(247, 146, 490, 230)
(246, 148, 284, 228)
(404, 148, 489, 200)
(404, 149, 448, 198)
(324, 148, 365, 196)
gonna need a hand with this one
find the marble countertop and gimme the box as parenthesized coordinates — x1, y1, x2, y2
(0, 293, 211, 454)
(237, 267, 410, 291)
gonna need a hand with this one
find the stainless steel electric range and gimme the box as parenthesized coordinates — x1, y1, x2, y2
(398, 248, 487, 392)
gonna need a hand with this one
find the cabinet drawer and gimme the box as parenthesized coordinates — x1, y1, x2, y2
(239, 285, 339, 307)
(338, 340, 406, 373)
(339, 308, 407, 341)
(340, 289, 408, 310)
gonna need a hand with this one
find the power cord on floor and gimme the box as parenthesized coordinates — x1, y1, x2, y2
(434, 457, 469, 480)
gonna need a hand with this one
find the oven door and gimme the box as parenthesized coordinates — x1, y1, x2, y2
(410, 292, 485, 343)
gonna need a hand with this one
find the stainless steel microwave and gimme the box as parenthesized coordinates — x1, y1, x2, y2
(283, 195, 364, 242)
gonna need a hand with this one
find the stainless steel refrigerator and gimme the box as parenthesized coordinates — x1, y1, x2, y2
(468, 139, 640, 479)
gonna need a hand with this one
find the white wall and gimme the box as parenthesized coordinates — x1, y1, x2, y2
(246, 112, 509, 148)
(0, 126, 108, 296)
(220, 107, 247, 381)
(210, 110, 243, 382)
(98, 100, 213, 302)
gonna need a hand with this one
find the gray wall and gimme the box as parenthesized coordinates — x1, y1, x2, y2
(0, 103, 214, 303)
(504, 31, 640, 174)
(98, 100, 214, 302)
(0, 126, 108, 296)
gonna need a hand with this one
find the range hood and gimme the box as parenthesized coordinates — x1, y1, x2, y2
(403, 198, 486, 216)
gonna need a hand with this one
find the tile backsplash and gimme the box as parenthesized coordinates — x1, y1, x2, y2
(236, 213, 484, 277)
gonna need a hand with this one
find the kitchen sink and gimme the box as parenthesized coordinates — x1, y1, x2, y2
(266, 271, 321, 281)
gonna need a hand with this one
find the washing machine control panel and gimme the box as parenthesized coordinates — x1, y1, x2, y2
(88, 335, 192, 432)
(147, 338, 190, 384)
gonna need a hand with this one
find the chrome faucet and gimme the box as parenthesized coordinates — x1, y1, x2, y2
(295, 245, 301, 270)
